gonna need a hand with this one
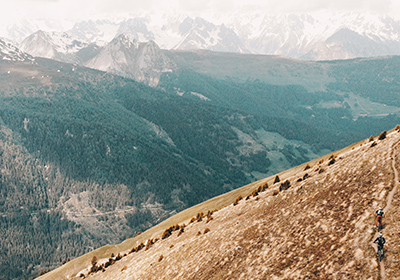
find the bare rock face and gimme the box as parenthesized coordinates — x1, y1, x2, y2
(38, 129, 400, 280)
(85, 34, 175, 86)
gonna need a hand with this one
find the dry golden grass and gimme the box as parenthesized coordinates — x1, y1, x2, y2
(37, 128, 400, 280)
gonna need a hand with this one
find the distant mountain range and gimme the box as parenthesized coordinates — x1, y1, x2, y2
(5, 12, 400, 61)
(19, 31, 174, 86)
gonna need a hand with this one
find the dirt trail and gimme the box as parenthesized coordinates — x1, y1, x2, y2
(371, 139, 399, 280)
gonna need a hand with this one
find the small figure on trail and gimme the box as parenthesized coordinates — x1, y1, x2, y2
(374, 233, 386, 261)
(376, 207, 384, 217)
(376, 207, 384, 231)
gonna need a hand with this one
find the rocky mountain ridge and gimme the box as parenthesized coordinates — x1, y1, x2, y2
(6, 12, 400, 60)
(0, 38, 34, 62)
(85, 34, 174, 86)
(37, 128, 400, 280)
(19, 31, 174, 86)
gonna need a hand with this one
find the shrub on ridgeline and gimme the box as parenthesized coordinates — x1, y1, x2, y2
(369, 135, 375, 142)
(260, 182, 268, 192)
(233, 195, 243, 206)
(206, 211, 214, 223)
(396, 125, 400, 132)
(115, 253, 122, 261)
(145, 239, 154, 250)
(162, 228, 173, 239)
(91, 256, 97, 265)
(251, 184, 267, 197)
(196, 212, 204, 222)
(279, 180, 291, 191)
(251, 188, 259, 197)
(137, 242, 145, 251)
(104, 258, 115, 268)
(162, 224, 182, 239)
(39, 270, 50, 276)
(378, 130, 387, 140)
(274, 175, 280, 184)
(304, 164, 311, 171)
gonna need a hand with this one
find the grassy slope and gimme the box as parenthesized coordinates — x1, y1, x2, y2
(37, 125, 392, 279)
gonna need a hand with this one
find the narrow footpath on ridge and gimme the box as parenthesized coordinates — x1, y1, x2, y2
(371, 139, 399, 280)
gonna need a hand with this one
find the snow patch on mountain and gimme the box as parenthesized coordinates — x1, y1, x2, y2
(0, 39, 34, 62)
(8, 11, 400, 65)
(20, 30, 89, 63)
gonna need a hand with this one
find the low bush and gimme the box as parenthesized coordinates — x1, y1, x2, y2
(233, 195, 243, 206)
(279, 180, 291, 191)
(378, 130, 387, 140)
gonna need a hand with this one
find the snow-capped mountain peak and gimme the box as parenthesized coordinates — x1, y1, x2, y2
(0, 39, 34, 62)
(8, 11, 400, 69)
(110, 33, 139, 49)
(20, 30, 88, 63)
(85, 33, 175, 86)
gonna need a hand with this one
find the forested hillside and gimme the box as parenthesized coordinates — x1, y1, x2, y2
(161, 51, 400, 149)
(0, 58, 330, 279)
(1, 52, 400, 279)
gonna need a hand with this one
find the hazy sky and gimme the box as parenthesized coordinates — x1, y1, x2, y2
(2, 0, 400, 24)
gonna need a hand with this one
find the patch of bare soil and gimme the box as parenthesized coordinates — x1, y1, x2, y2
(73, 131, 400, 280)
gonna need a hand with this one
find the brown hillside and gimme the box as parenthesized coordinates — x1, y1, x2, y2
(37, 130, 400, 280)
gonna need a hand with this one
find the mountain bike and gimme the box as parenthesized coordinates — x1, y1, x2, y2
(376, 215, 383, 232)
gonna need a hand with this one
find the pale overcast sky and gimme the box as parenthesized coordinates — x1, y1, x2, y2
(1, 0, 400, 25)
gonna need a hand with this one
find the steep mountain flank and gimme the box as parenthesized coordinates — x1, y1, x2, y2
(38, 128, 400, 279)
